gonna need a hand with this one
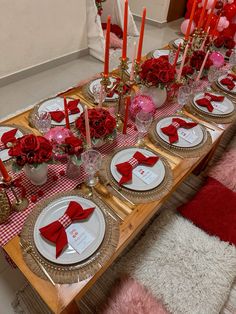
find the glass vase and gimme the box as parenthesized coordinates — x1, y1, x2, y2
(24, 163, 48, 186)
(66, 156, 81, 179)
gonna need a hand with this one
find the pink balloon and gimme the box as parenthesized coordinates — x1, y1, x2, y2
(181, 19, 196, 35)
(44, 126, 73, 145)
(218, 16, 230, 32)
(209, 52, 225, 68)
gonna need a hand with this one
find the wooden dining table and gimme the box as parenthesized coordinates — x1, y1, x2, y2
(1, 73, 230, 314)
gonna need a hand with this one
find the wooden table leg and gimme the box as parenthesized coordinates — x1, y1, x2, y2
(61, 301, 80, 314)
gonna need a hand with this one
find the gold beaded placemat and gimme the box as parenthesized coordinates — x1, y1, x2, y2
(20, 190, 120, 284)
(0, 124, 32, 169)
(149, 116, 213, 158)
(185, 100, 236, 124)
(99, 146, 173, 204)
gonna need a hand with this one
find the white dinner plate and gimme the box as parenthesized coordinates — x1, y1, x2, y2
(38, 97, 83, 126)
(217, 74, 236, 94)
(89, 77, 119, 101)
(173, 38, 184, 48)
(110, 147, 165, 191)
(34, 195, 106, 265)
(192, 93, 234, 116)
(152, 49, 182, 64)
(156, 116, 204, 148)
(0, 126, 23, 162)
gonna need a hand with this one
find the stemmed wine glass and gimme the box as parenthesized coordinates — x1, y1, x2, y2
(81, 149, 102, 187)
(92, 83, 106, 105)
(135, 111, 153, 146)
(177, 86, 192, 114)
(34, 111, 51, 134)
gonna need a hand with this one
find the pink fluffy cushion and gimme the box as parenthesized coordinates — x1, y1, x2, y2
(208, 148, 236, 192)
(100, 276, 169, 314)
(178, 177, 236, 245)
(103, 30, 123, 49)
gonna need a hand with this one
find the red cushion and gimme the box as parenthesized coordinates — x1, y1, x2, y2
(178, 177, 236, 245)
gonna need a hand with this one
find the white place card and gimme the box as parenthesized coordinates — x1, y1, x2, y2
(212, 102, 228, 113)
(67, 224, 95, 255)
(178, 128, 198, 143)
(45, 104, 61, 111)
(133, 166, 158, 185)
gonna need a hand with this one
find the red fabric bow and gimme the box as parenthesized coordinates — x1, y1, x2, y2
(220, 78, 235, 90)
(161, 118, 198, 144)
(116, 151, 159, 185)
(196, 93, 225, 112)
(39, 201, 95, 258)
(0, 129, 18, 150)
(49, 99, 80, 122)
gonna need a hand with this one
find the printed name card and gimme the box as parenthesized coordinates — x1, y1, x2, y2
(178, 128, 198, 143)
(67, 224, 95, 254)
(211, 102, 227, 113)
(133, 166, 158, 184)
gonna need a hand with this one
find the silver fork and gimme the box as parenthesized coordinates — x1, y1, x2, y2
(20, 239, 56, 286)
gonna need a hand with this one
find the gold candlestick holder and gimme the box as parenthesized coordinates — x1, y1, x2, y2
(0, 178, 29, 212)
(192, 28, 205, 51)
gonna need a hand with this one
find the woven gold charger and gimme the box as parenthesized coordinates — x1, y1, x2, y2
(149, 116, 213, 158)
(28, 96, 85, 130)
(81, 76, 119, 108)
(186, 98, 236, 124)
(0, 124, 32, 168)
(20, 190, 120, 284)
(99, 146, 173, 204)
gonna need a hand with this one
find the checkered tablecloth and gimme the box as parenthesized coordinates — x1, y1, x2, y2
(0, 79, 211, 246)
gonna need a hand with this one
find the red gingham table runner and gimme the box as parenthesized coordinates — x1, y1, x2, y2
(0, 78, 212, 246)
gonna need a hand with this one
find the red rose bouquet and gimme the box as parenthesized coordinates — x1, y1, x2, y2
(76, 108, 116, 146)
(8, 134, 53, 170)
(139, 57, 176, 88)
(190, 50, 213, 71)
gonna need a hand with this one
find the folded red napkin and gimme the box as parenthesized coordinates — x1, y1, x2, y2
(39, 201, 95, 258)
(220, 77, 235, 90)
(196, 93, 225, 112)
(161, 118, 197, 144)
(49, 99, 80, 122)
(115, 151, 159, 185)
(0, 128, 18, 149)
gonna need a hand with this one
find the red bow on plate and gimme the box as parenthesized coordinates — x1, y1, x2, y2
(115, 151, 159, 185)
(196, 93, 225, 112)
(49, 99, 80, 123)
(220, 74, 236, 91)
(39, 201, 95, 258)
(0, 129, 18, 150)
(161, 118, 197, 144)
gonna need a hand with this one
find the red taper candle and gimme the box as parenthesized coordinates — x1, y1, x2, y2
(0, 159, 11, 182)
(198, 0, 208, 29)
(173, 43, 182, 69)
(64, 97, 70, 130)
(122, 0, 128, 60)
(211, 13, 221, 37)
(185, 0, 197, 40)
(204, 0, 217, 32)
(136, 8, 146, 63)
(104, 15, 111, 76)
(123, 96, 130, 134)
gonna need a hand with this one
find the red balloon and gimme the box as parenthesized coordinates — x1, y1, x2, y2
(223, 3, 236, 21)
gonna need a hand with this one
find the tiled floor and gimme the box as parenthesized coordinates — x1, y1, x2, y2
(0, 18, 182, 313)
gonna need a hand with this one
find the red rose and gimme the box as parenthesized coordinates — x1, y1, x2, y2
(190, 51, 206, 71)
(226, 49, 233, 57)
(182, 65, 194, 77)
(214, 36, 225, 48)
(21, 134, 40, 153)
(105, 116, 116, 134)
(224, 37, 235, 49)
(64, 136, 83, 155)
(205, 57, 213, 70)
(8, 143, 22, 157)
(16, 155, 27, 167)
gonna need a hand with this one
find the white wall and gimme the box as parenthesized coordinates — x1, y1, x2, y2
(129, 0, 170, 24)
(0, 0, 87, 79)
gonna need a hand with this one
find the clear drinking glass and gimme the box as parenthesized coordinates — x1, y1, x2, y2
(177, 86, 192, 108)
(34, 111, 51, 134)
(81, 149, 102, 187)
(135, 111, 153, 146)
(92, 84, 106, 104)
(208, 65, 219, 83)
(229, 50, 236, 66)
(168, 50, 176, 65)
